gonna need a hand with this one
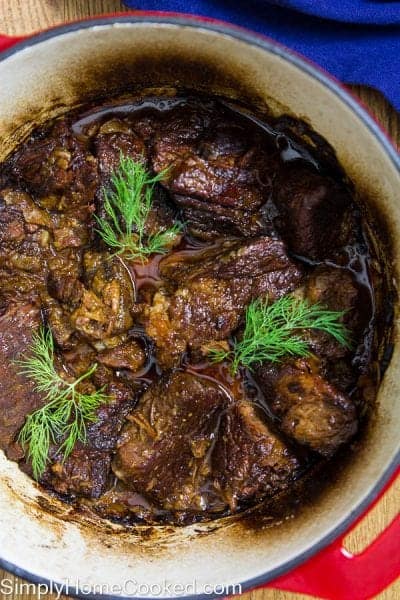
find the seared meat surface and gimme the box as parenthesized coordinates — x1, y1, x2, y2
(298, 265, 369, 392)
(10, 120, 98, 208)
(300, 266, 362, 362)
(0, 188, 53, 296)
(113, 371, 229, 513)
(95, 119, 147, 182)
(72, 251, 135, 342)
(152, 101, 277, 238)
(40, 377, 140, 498)
(0, 302, 43, 459)
(144, 236, 302, 367)
(272, 165, 355, 260)
(114, 371, 301, 516)
(0, 93, 382, 526)
(254, 265, 362, 455)
(255, 359, 358, 456)
(97, 340, 146, 372)
(41, 444, 112, 499)
(94, 119, 181, 241)
(212, 400, 301, 510)
(45, 251, 137, 350)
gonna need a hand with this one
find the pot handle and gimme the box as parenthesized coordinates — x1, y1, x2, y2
(0, 34, 24, 52)
(266, 469, 400, 600)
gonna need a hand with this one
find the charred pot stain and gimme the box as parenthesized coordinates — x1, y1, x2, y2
(65, 50, 269, 112)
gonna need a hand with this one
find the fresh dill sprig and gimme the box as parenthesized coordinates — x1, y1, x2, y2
(209, 294, 351, 374)
(95, 155, 182, 261)
(17, 327, 109, 480)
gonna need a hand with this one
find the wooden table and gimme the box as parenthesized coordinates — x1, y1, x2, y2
(0, 1, 398, 599)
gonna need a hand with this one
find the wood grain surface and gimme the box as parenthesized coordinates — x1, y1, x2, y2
(0, 1, 399, 599)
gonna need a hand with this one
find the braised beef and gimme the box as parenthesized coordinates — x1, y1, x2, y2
(40, 373, 140, 499)
(253, 265, 364, 454)
(113, 371, 228, 513)
(69, 252, 135, 343)
(144, 236, 302, 367)
(94, 119, 180, 240)
(0, 302, 43, 458)
(152, 101, 277, 238)
(304, 266, 360, 318)
(272, 165, 354, 260)
(255, 358, 358, 456)
(302, 265, 371, 392)
(114, 371, 301, 516)
(299, 265, 362, 361)
(97, 340, 146, 372)
(10, 120, 98, 207)
(0, 187, 92, 305)
(0, 92, 383, 526)
(212, 400, 301, 510)
(95, 119, 147, 182)
(41, 445, 112, 498)
(0, 188, 52, 293)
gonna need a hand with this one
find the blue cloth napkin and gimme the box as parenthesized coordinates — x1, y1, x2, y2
(122, 0, 400, 110)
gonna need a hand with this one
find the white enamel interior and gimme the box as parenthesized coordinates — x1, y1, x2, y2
(0, 20, 399, 597)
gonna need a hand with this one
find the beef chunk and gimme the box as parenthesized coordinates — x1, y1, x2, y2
(212, 401, 300, 510)
(47, 247, 86, 293)
(94, 119, 146, 183)
(47, 273, 84, 307)
(304, 266, 360, 316)
(144, 281, 240, 368)
(295, 265, 368, 392)
(161, 236, 298, 282)
(152, 101, 213, 172)
(0, 302, 43, 457)
(97, 340, 146, 373)
(255, 358, 358, 456)
(51, 206, 93, 251)
(113, 371, 301, 517)
(44, 250, 136, 349)
(299, 266, 361, 361)
(273, 165, 354, 259)
(152, 101, 278, 238)
(70, 251, 135, 343)
(10, 120, 98, 206)
(44, 296, 77, 349)
(142, 185, 180, 240)
(113, 371, 228, 513)
(41, 377, 139, 498)
(0, 271, 45, 301)
(0, 188, 92, 303)
(0, 189, 52, 292)
(144, 237, 303, 367)
(87, 377, 142, 451)
(44, 252, 86, 350)
(174, 198, 266, 239)
(43, 445, 112, 499)
(0, 188, 51, 235)
(94, 121, 180, 243)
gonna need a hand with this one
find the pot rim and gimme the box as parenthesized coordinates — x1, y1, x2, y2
(0, 12, 399, 600)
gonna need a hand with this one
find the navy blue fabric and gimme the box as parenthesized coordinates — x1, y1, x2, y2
(122, 0, 400, 110)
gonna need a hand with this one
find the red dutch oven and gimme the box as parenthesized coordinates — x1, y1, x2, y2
(0, 12, 399, 600)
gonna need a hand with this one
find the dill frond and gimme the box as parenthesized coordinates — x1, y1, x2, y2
(17, 327, 109, 480)
(95, 155, 182, 260)
(209, 294, 351, 374)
